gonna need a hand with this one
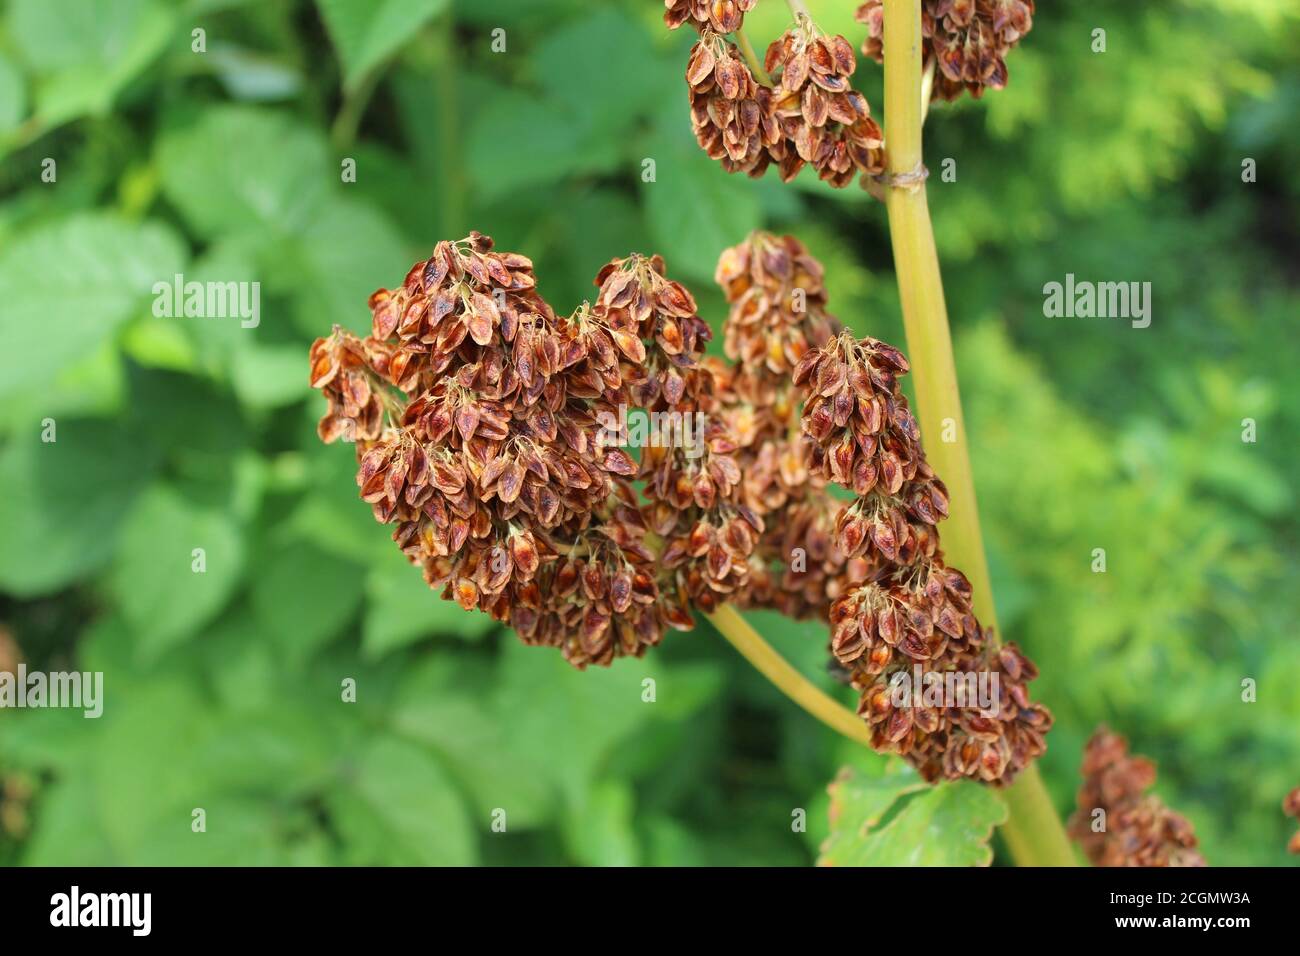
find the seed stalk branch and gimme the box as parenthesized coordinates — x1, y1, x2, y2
(707, 605, 873, 746)
(736, 27, 773, 86)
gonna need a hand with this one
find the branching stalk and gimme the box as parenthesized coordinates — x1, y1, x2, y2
(707, 606, 873, 746)
(736, 27, 773, 86)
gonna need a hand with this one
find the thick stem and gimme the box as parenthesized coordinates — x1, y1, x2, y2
(432, 13, 466, 237)
(881, 0, 1077, 866)
(707, 605, 873, 746)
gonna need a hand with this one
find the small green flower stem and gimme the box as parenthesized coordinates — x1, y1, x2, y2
(735, 28, 772, 86)
(881, 0, 1076, 866)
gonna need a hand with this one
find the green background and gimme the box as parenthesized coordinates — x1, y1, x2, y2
(0, 0, 1296, 866)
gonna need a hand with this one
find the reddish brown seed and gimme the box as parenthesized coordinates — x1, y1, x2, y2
(603, 449, 637, 476)
(498, 462, 524, 503)
(897, 632, 930, 660)
(455, 405, 480, 442)
(509, 531, 540, 578)
(453, 579, 479, 610)
(611, 328, 647, 363)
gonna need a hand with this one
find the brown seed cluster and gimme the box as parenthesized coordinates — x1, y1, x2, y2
(855, 0, 1035, 101)
(715, 231, 840, 414)
(309, 232, 756, 668)
(1069, 729, 1207, 867)
(687, 33, 781, 178)
(675, 15, 885, 188)
(706, 233, 869, 621)
(664, 0, 758, 35)
(1284, 786, 1300, 854)
(795, 331, 1051, 785)
(312, 228, 1056, 793)
(764, 23, 885, 186)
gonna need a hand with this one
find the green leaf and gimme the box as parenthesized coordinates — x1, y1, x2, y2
(316, 0, 449, 91)
(129, 797, 290, 866)
(329, 735, 476, 866)
(562, 779, 640, 867)
(0, 214, 186, 399)
(250, 540, 365, 667)
(123, 367, 250, 473)
(492, 639, 654, 805)
(529, 9, 665, 143)
(362, 547, 496, 658)
(643, 107, 761, 284)
(0, 419, 155, 597)
(389, 656, 555, 829)
(157, 106, 330, 239)
(7, 0, 174, 125)
(206, 45, 303, 102)
(818, 764, 1008, 867)
(231, 340, 313, 409)
(289, 194, 413, 337)
(21, 781, 116, 866)
(109, 484, 246, 661)
(0, 52, 26, 134)
(466, 87, 621, 203)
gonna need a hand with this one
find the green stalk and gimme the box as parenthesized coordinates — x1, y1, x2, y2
(881, 0, 1077, 866)
(431, 13, 466, 237)
(736, 28, 772, 87)
(707, 606, 874, 746)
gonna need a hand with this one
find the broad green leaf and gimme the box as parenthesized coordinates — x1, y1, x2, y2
(818, 764, 1008, 867)
(546, 188, 652, 307)
(0, 419, 156, 597)
(20, 781, 116, 866)
(123, 367, 251, 473)
(91, 682, 214, 854)
(160, 242, 309, 407)
(157, 106, 330, 239)
(7, 0, 174, 125)
(0, 52, 25, 134)
(362, 547, 496, 658)
(290, 194, 413, 337)
(316, 0, 449, 91)
(0, 340, 125, 436)
(207, 45, 302, 102)
(231, 340, 314, 409)
(121, 314, 199, 372)
(109, 484, 246, 661)
(529, 9, 666, 142)
(466, 86, 621, 203)
(562, 779, 640, 867)
(493, 640, 655, 805)
(0, 214, 186, 398)
(175, 240, 265, 364)
(389, 656, 554, 828)
(329, 735, 476, 866)
(250, 540, 365, 666)
(643, 107, 761, 284)
(128, 797, 289, 866)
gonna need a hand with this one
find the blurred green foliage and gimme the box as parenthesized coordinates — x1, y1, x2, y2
(0, 0, 1296, 866)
